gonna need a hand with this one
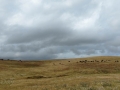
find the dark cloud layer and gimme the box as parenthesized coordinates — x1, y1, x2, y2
(0, 0, 120, 60)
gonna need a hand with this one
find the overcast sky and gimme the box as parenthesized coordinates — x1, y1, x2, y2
(0, 0, 120, 60)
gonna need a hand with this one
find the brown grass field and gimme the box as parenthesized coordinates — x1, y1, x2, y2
(0, 56, 120, 90)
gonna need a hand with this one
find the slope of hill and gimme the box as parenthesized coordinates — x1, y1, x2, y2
(0, 56, 120, 90)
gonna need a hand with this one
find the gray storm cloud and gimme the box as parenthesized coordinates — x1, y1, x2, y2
(0, 0, 120, 60)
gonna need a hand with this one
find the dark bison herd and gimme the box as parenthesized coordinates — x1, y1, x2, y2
(54, 59, 119, 66)
(0, 58, 119, 64)
(0, 59, 22, 62)
(0, 59, 9, 60)
(74, 59, 119, 63)
(59, 59, 119, 65)
(67, 59, 119, 63)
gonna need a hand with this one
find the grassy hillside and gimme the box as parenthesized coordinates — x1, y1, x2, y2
(0, 56, 120, 90)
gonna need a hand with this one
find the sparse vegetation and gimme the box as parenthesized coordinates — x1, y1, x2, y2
(0, 56, 120, 90)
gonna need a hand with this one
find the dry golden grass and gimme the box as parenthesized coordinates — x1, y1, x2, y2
(0, 56, 120, 90)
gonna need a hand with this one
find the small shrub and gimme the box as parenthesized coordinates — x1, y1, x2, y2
(88, 87, 97, 90)
(102, 82, 112, 87)
(80, 82, 90, 87)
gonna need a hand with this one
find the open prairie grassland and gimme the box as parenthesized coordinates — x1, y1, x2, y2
(0, 56, 120, 90)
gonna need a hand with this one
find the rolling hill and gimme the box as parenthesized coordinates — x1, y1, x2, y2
(0, 56, 120, 90)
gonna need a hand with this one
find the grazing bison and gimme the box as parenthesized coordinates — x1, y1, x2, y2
(84, 60, 87, 63)
(95, 60, 99, 62)
(101, 60, 104, 62)
(19, 60, 22, 62)
(80, 61, 84, 63)
(115, 60, 119, 62)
